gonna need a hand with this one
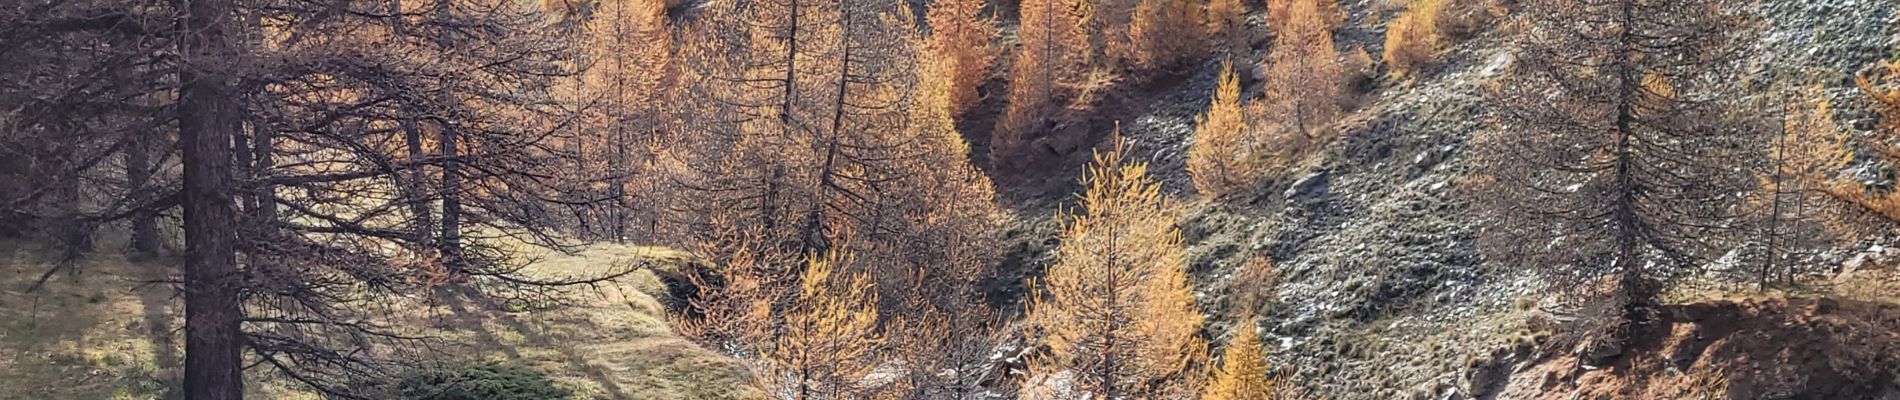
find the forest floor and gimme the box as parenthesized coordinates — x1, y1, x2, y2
(0, 239, 755, 400)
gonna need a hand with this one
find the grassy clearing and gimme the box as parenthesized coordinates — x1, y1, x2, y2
(0, 240, 757, 400)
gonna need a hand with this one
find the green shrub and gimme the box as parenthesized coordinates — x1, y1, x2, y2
(394, 364, 570, 400)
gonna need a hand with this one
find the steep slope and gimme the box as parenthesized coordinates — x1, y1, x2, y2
(1489, 298, 1900, 400)
(984, 0, 1900, 398)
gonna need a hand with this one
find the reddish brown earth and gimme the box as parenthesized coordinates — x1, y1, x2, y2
(1485, 298, 1900, 400)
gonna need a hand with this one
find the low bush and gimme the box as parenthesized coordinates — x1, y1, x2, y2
(394, 364, 571, 400)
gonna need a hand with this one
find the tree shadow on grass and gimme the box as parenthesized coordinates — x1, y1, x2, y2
(439, 284, 635, 400)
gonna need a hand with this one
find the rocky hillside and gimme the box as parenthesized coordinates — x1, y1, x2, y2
(985, 0, 1900, 398)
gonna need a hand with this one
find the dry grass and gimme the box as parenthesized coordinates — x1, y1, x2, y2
(0, 241, 314, 399)
(0, 240, 757, 400)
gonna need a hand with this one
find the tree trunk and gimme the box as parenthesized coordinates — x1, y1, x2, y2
(178, 0, 246, 393)
(439, 123, 464, 271)
(57, 170, 92, 262)
(126, 131, 159, 258)
(401, 116, 434, 248)
(251, 123, 279, 266)
(432, 0, 463, 273)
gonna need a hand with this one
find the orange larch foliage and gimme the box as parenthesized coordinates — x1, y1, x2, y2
(1128, 0, 1205, 70)
(1751, 89, 1861, 289)
(1201, 317, 1281, 400)
(1839, 63, 1900, 223)
(995, 0, 1091, 171)
(1259, 0, 1344, 158)
(925, 0, 999, 118)
(1266, 0, 1342, 34)
(758, 248, 886, 399)
(1382, 0, 1446, 79)
(1383, 0, 1494, 79)
(1025, 132, 1207, 399)
(1189, 60, 1261, 199)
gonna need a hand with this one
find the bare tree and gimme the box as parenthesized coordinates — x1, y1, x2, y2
(1476, 0, 1745, 357)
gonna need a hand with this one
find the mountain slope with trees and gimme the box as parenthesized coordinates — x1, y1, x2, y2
(4, 0, 1900, 398)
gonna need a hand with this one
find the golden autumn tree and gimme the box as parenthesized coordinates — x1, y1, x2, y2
(1189, 60, 1260, 199)
(1259, 0, 1344, 158)
(1202, 318, 1280, 400)
(1025, 132, 1207, 399)
(858, 51, 1010, 400)
(1098, 0, 1139, 67)
(995, 0, 1091, 171)
(756, 248, 886, 399)
(1382, 0, 1491, 79)
(1206, 0, 1250, 54)
(1127, 0, 1205, 70)
(926, 0, 999, 117)
(885, 40, 1007, 313)
(663, 0, 1000, 317)
(675, 221, 785, 352)
(558, 0, 674, 241)
(1266, 0, 1342, 33)
(1381, 0, 1446, 79)
(885, 228, 1004, 399)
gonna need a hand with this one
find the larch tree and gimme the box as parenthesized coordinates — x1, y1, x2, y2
(1127, 0, 1206, 70)
(1098, 0, 1140, 67)
(1827, 64, 1900, 223)
(1025, 132, 1207, 399)
(994, 0, 1091, 172)
(176, 0, 246, 394)
(662, 0, 1002, 351)
(1477, 0, 1743, 356)
(885, 227, 1004, 400)
(1206, 0, 1250, 54)
(5, 0, 644, 396)
(925, 0, 999, 118)
(1201, 318, 1279, 400)
(1189, 60, 1260, 199)
(1258, 0, 1344, 157)
(558, 0, 674, 243)
(756, 248, 886, 400)
(1752, 89, 1858, 291)
(1382, 0, 1447, 79)
(870, 50, 1010, 400)
(1265, 0, 1341, 34)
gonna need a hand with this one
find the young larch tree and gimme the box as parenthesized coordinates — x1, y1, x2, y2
(1098, 0, 1140, 67)
(926, 0, 1000, 118)
(994, 0, 1090, 172)
(569, 0, 674, 242)
(1266, 0, 1341, 34)
(1189, 60, 1259, 199)
(1206, 0, 1250, 54)
(1753, 90, 1859, 290)
(1025, 132, 1207, 399)
(1477, 0, 1743, 356)
(757, 248, 885, 399)
(662, 0, 1003, 359)
(1201, 317, 1280, 400)
(1259, 0, 1344, 157)
(1127, 0, 1205, 70)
